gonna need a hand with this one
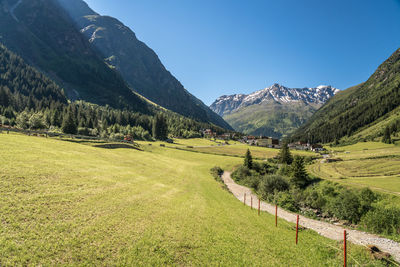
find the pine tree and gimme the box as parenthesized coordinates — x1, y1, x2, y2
(291, 156, 308, 188)
(278, 142, 293, 164)
(62, 107, 77, 134)
(152, 113, 168, 140)
(244, 149, 253, 169)
(382, 126, 392, 144)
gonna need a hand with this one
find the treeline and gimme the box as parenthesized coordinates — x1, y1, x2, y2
(382, 119, 400, 144)
(291, 48, 400, 144)
(0, 43, 230, 140)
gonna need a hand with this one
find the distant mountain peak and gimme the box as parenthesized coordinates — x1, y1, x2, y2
(209, 83, 339, 138)
(210, 84, 339, 117)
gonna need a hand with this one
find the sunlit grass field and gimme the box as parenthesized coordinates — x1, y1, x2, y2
(136, 138, 239, 148)
(0, 133, 386, 265)
(309, 142, 400, 196)
(182, 143, 318, 159)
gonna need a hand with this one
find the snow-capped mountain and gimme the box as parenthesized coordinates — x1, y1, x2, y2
(210, 83, 339, 116)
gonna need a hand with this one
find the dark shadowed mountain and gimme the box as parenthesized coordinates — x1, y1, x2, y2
(0, 0, 150, 113)
(55, 0, 231, 129)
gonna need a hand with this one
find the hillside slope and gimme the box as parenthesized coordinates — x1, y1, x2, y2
(0, 42, 230, 139)
(0, 133, 384, 265)
(55, 0, 231, 129)
(291, 48, 400, 143)
(0, 43, 67, 108)
(210, 84, 338, 138)
(0, 0, 150, 113)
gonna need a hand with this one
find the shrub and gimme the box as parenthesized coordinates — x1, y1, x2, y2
(259, 175, 289, 199)
(243, 174, 260, 191)
(358, 188, 377, 215)
(329, 189, 361, 223)
(16, 111, 30, 129)
(109, 133, 124, 140)
(29, 113, 46, 130)
(277, 164, 292, 176)
(303, 156, 316, 165)
(275, 191, 299, 212)
(304, 188, 327, 210)
(210, 166, 224, 180)
(253, 161, 276, 175)
(231, 165, 261, 190)
(78, 127, 90, 136)
(89, 128, 99, 136)
(360, 206, 400, 235)
(232, 166, 251, 182)
(0, 115, 9, 125)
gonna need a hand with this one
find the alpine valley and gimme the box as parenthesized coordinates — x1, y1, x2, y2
(2, 0, 400, 265)
(210, 84, 339, 138)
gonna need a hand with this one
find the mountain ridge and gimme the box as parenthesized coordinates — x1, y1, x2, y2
(290, 47, 400, 144)
(210, 84, 339, 138)
(209, 84, 338, 138)
(0, 0, 151, 113)
(211, 83, 339, 117)
(56, 0, 232, 129)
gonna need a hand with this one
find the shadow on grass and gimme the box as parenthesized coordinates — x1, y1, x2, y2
(93, 143, 143, 151)
(59, 138, 108, 144)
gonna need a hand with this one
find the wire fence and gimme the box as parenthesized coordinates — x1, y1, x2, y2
(242, 192, 399, 266)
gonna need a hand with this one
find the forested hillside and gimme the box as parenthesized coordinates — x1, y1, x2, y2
(0, 43, 228, 139)
(0, 0, 149, 112)
(291, 48, 400, 143)
(55, 0, 231, 129)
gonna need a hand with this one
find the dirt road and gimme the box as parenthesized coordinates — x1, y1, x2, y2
(222, 171, 400, 262)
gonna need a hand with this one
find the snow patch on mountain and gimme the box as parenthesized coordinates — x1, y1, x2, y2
(210, 83, 339, 116)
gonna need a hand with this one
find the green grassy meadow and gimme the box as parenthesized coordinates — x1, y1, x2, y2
(180, 143, 318, 159)
(308, 142, 400, 196)
(0, 133, 388, 265)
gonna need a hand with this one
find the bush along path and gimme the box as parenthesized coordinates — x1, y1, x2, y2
(221, 171, 400, 263)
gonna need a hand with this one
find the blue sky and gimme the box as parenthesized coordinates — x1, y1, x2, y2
(85, 0, 400, 105)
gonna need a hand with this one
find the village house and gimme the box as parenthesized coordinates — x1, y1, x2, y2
(243, 135, 256, 145)
(216, 133, 231, 140)
(202, 129, 216, 138)
(256, 137, 280, 148)
(288, 141, 311, 150)
(311, 144, 325, 152)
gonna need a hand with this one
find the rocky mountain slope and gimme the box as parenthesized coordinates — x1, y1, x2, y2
(210, 84, 338, 138)
(291, 47, 400, 144)
(0, 0, 151, 113)
(56, 0, 231, 129)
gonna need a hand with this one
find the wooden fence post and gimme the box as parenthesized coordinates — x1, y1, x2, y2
(244, 193, 246, 205)
(258, 199, 260, 215)
(344, 230, 347, 267)
(275, 205, 278, 227)
(296, 215, 299, 245)
(251, 196, 253, 209)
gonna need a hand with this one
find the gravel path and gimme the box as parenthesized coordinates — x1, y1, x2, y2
(222, 171, 400, 262)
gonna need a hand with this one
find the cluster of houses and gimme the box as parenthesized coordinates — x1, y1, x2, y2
(288, 141, 325, 152)
(202, 129, 235, 140)
(242, 135, 280, 148)
(201, 129, 325, 152)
